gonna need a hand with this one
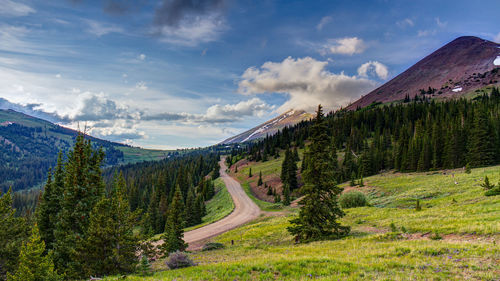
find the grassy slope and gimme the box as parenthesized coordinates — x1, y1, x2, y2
(231, 149, 304, 211)
(184, 178, 235, 232)
(110, 164, 499, 280)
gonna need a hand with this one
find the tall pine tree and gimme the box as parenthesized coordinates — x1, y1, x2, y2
(161, 186, 187, 255)
(288, 105, 350, 241)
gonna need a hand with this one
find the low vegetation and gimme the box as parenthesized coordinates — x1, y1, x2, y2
(105, 163, 499, 280)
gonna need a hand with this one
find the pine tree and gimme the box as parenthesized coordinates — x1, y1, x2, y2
(161, 186, 187, 255)
(53, 134, 105, 278)
(282, 184, 290, 206)
(288, 105, 350, 241)
(258, 171, 263, 186)
(137, 255, 152, 276)
(468, 107, 495, 167)
(6, 225, 61, 281)
(79, 173, 140, 276)
(38, 152, 64, 251)
(0, 188, 29, 279)
(185, 188, 197, 227)
(248, 167, 252, 177)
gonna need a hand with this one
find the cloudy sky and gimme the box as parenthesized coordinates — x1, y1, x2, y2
(0, 0, 499, 149)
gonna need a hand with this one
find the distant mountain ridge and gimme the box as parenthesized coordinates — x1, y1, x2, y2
(0, 109, 168, 192)
(347, 36, 500, 109)
(221, 110, 314, 144)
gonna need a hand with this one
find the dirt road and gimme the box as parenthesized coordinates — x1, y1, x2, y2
(176, 158, 261, 250)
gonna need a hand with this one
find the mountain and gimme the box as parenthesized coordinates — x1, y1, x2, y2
(347, 36, 500, 109)
(0, 109, 169, 192)
(221, 109, 314, 144)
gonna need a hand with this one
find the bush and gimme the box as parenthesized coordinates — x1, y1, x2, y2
(202, 242, 225, 251)
(165, 251, 196, 269)
(485, 187, 500, 196)
(339, 191, 368, 208)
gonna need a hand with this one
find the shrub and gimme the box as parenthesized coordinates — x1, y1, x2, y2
(339, 191, 368, 208)
(202, 242, 225, 251)
(137, 255, 152, 276)
(165, 251, 196, 270)
(415, 199, 422, 211)
(485, 187, 500, 196)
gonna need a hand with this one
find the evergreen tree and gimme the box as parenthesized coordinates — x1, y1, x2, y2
(161, 186, 187, 255)
(468, 107, 495, 166)
(248, 167, 252, 177)
(288, 105, 350, 241)
(6, 225, 61, 281)
(137, 255, 152, 276)
(38, 152, 64, 251)
(282, 184, 290, 206)
(258, 171, 263, 186)
(79, 173, 140, 276)
(0, 188, 29, 280)
(185, 188, 197, 227)
(211, 163, 220, 180)
(52, 134, 105, 278)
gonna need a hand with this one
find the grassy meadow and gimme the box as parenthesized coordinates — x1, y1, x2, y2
(106, 162, 500, 280)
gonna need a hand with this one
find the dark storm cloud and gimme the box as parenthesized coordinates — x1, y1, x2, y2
(153, 0, 226, 27)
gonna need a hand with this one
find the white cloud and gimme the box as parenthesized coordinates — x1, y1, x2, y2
(55, 74, 61, 78)
(316, 16, 332, 31)
(135, 81, 148, 90)
(435, 17, 447, 28)
(156, 15, 226, 46)
(357, 61, 389, 80)
(138, 54, 146, 61)
(238, 56, 377, 112)
(322, 37, 366, 55)
(493, 32, 500, 43)
(0, 0, 35, 17)
(202, 98, 273, 122)
(417, 30, 436, 37)
(397, 18, 414, 28)
(86, 20, 124, 37)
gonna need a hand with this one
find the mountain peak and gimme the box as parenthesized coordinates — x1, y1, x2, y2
(347, 36, 500, 109)
(221, 109, 313, 144)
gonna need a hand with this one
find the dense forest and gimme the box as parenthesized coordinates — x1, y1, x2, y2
(0, 134, 223, 280)
(0, 121, 124, 193)
(231, 87, 500, 185)
(103, 151, 221, 235)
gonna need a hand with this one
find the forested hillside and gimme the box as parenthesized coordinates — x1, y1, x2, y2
(231, 87, 500, 186)
(0, 109, 167, 192)
(103, 152, 221, 235)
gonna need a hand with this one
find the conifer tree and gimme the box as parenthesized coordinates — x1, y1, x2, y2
(288, 105, 350, 241)
(282, 184, 290, 206)
(0, 188, 29, 280)
(248, 167, 252, 177)
(161, 186, 187, 255)
(38, 152, 64, 251)
(185, 188, 197, 227)
(79, 173, 140, 276)
(6, 224, 61, 281)
(53, 134, 105, 278)
(469, 107, 495, 167)
(258, 171, 263, 186)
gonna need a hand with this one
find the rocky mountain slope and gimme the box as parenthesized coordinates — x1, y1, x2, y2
(221, 110, 313, 144)
(347, 36, 500, 109)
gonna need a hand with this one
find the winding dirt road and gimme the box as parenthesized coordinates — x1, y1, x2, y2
(182, 158, 261, 250)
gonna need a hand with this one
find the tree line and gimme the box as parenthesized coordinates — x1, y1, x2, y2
(0, 134, 221, 280)
(231, 88, 500, 186)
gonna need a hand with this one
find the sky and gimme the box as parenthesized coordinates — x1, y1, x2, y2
(0, 0, 499, 149)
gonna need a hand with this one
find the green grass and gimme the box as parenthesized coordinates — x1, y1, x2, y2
(233, 149, 304, 212)
(341, 166, 500, 235)
(107, 164, 500, 280)
(184, 178, 235, 232)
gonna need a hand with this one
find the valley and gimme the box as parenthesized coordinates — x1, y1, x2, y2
(105, 157, 500, 280)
